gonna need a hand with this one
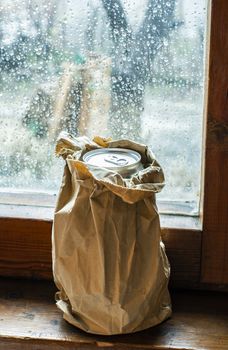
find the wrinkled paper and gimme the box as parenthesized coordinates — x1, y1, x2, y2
(52, 132, 172, 335)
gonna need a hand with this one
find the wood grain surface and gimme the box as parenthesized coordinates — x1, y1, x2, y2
(0, 217, 201, 287)
(202, 0, 228, 284)
(0, 218, 53, 280)
(0, 278, 227, 350)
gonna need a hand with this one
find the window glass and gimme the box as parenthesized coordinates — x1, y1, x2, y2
(0, 0, 207, 214)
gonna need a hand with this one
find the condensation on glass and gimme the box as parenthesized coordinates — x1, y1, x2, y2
(0, 0, 208, 214)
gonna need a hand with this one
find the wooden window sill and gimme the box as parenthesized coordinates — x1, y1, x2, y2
(0, 278, 227, 350)
(0, 204, 202, 288)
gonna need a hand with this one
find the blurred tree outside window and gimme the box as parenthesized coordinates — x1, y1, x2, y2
(0, 0, 208, 215)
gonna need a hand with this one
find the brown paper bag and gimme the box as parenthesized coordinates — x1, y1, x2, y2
(52, 133, 172, 335)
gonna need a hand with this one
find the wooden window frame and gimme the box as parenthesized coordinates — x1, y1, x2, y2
(0, 0, 227, 289)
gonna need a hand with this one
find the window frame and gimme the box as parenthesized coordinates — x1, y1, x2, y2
(201, 0, 228, 285)
(0, 0, 227, 288)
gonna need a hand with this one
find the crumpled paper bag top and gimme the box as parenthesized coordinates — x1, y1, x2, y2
(55, 132, 165, 204)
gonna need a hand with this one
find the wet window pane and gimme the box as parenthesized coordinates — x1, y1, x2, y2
(0, 0, 208, 214)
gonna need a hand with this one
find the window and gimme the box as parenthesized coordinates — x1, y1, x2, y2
(0, 0, 208, 215)
(0, 0, 228, 288)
